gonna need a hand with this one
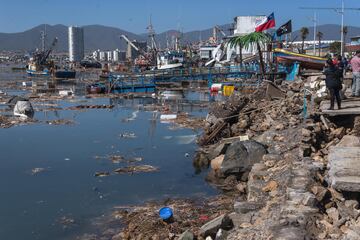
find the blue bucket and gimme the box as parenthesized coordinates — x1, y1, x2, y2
(159, 207, 173, 221)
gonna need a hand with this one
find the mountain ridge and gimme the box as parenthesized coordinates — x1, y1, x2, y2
(0, 23, 359, 52)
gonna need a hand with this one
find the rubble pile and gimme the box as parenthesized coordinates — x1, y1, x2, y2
(97, 196, 234, 240)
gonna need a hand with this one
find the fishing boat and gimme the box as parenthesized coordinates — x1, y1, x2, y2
(26, 63, 50, 76)
(273, 48, 326, 70)
(157, 51, 184, 70)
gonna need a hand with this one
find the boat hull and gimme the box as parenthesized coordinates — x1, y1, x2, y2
(55, 71, 76, 79)
(26, 69, 49, 76)
(274, 48, 326, 70)
(157, 63, 183, 70)
(86, 84, 106, 94)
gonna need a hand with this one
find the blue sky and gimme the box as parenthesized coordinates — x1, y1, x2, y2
(1, 0, 360, 33)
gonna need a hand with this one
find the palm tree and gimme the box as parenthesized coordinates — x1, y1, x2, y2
(229, 32, 271, 76)
(300, 27, 309, 54)
(317, 31, 323, 56)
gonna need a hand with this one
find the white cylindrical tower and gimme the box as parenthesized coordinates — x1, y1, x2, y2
(68, 26, 84, 62)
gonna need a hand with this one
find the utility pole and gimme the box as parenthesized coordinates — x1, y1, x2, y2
(300, 2, 360, 57)
(308, 12, 317, 54)
(340, 0, 344, 56)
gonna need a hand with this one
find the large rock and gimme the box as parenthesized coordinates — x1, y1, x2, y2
(211, 155, 224, 171)
(220, 140, 267, 176)
(178, 230, 194, 240)
(328, 146, 360, 192)
(199, 214, 233, 238)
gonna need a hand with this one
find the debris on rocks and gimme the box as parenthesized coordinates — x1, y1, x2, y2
(110, 196, 233, 240)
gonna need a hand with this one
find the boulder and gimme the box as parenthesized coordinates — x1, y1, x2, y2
(210, 155, 225, 171)
(220, 140, 267, 176)
(199, 214, 233, 238)
(208, 143, 230, 160)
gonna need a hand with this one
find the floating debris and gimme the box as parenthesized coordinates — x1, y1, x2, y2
(31, 167, 46, 175)
(119, 132, 137, 138)
(108, 155, 124, 163)
(128, 157, 143, 162)
(46, 119, 75, 125)
(122, 110, 139, 122)
(94, 172, 110, 177)
(67, 105, 114, 110)
(114, 165, 158, 174)
(58, 216, 76, 229)
(176, 134, 197, 145)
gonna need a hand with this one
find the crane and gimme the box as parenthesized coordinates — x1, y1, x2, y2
(40, 37, 58, 65)
(215, 25, 227, 37)
(120, 35, 155, 66)
(121, 34, 140, 52)
(146, 15, 157, 51)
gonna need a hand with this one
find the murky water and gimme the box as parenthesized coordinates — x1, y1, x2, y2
(0, 68, 219, 240)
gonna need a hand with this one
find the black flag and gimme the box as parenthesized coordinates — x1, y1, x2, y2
(276, 20, 292, 36)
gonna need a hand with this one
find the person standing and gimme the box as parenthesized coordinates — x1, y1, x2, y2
(350, 50, 360, 97)
(324, 59, 343, 110)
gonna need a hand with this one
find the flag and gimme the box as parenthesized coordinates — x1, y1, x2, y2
(276, 20, 292, 36)
(255, 13, 276, 32)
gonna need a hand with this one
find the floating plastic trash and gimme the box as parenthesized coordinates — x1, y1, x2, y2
(159, 207, 173, 220)
(160, 114, 177, 121)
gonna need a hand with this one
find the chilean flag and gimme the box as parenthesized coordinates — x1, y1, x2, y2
(255, 13, 276, 32)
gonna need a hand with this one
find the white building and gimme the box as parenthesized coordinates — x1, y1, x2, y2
(68, 26, 84, 62)
(92, 49, 100, 61)
(233, 16, 267, 36)
(99, 51, 107, 61)
(107, 51, 113, 61)
(232, 16, 268, 57)
(199, 46, 217, 59)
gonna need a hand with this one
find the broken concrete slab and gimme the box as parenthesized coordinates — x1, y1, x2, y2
(199, 214, 233, 238)
(328, 147, 360, 192)
(178, 230, 194, 240)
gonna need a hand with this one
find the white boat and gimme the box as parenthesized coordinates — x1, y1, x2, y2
(157, 51, 184, 70)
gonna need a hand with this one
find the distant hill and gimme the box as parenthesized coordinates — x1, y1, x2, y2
(0, 23, 359, 52)
(0, 24, 145, 52)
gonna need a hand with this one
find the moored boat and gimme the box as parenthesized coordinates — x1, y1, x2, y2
(157, 51, 184, 70)
(273, 48, 326, 70)
(86, 83, 106, 94)
(55, 70, 76, 79)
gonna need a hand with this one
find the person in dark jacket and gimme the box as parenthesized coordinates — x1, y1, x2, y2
(323, 59, 343, 110)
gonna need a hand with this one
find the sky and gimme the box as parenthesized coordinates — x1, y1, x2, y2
(1, 0, 360, 33)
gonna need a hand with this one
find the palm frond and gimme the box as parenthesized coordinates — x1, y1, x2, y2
(229, 32, 271, 50)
